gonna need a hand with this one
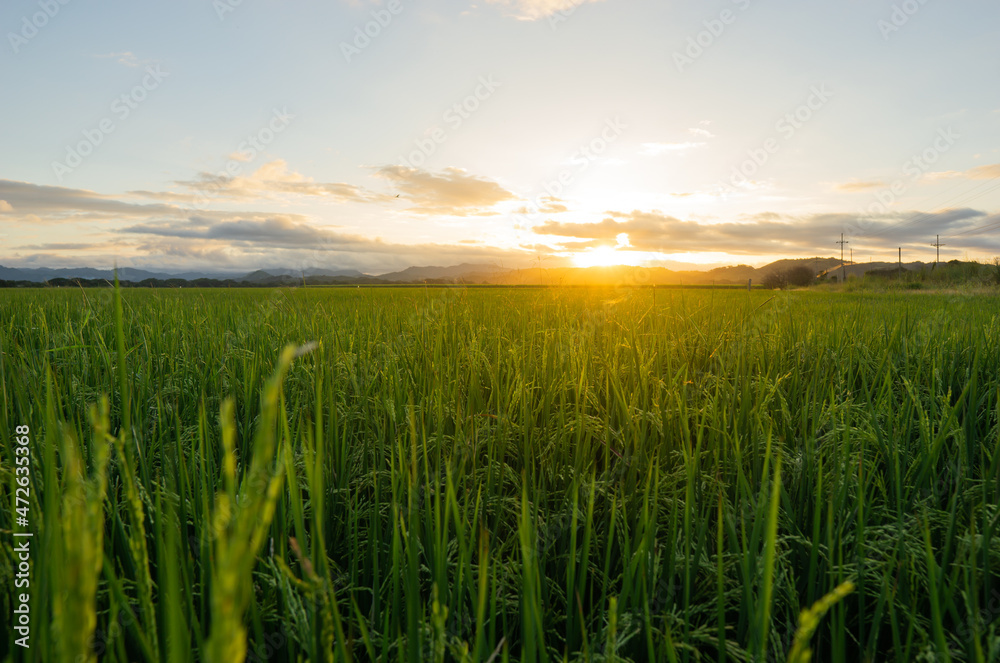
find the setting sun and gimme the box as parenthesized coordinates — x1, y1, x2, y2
(571, 247, 638, 267)
(570, 233, 644, 267)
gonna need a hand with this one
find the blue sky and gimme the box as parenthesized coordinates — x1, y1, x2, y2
(1, 0, 999, 273)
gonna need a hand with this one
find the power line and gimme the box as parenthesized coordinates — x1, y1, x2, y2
(947, 217, 1000, 238)
(863, 173, 1000, 240)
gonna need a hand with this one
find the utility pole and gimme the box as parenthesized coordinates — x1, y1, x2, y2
(837, 233, 849, 283)
(898, 247, 902, 272)
(931, 235, 946, 266)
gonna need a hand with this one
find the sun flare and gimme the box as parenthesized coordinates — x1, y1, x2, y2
(571, 247, 642, 267)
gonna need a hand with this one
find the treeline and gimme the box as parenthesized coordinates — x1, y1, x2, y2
(0, 277, 259, 288)
(0, 275, 487, 288)
(760, 265, 819, 289)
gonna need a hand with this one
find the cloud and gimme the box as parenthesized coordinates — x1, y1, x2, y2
(0, 176, 530, 272)
(641, 142, 703, 156)
(95, 51, 147, 67)
(484, 0, 604, 20)
(834, 179, 886, 192)
(533, 208, 993, 255)
(374, 166, 516, 216)
(122, 215, 365, 250)
(688, 122, 715, 138)
(0, 179, 181, 221)
(0, 200, 12, 212)
(514, 196, 567, 215)
(110, 215, 531, 272)
(124, 190, 204, 204)
(176, 160, 390, 203)
(17, 242, 109, 251)
(926, 163, 1000, 181)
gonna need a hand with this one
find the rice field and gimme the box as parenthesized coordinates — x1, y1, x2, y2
(2, 285, 1000, 662)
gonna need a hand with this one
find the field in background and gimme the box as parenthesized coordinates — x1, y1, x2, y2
(2, 286, 1000, 662)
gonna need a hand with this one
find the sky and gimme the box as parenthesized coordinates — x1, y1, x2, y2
(1, 0, 999, 274)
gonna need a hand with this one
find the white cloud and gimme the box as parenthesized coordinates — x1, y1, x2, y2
(485, 0, 604, 21)
(925, 163, 1000, 181)
(95, 51, 147, 67)
(686, 121, 714, 138)
(641, 142, 703, 156)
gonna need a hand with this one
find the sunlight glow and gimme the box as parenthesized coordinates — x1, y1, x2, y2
(571, 246, 643, 268)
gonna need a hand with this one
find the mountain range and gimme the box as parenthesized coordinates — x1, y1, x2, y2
(0, 257, 927, 286)
(0, 262, 513, 284)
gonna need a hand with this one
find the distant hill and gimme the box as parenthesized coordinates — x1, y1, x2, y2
(238, 271, 378, 286)
(0, 265, 368, 284)
(0, 257, 866, 287)
(241, 268, 366, 281)
(484, 257, 844, 286)
(0, 266, 165, 282)
(375, 263, 509, 283)
(755, 257, 842, 277)
(0, 265, 248, 283)
(818, 261, 927, 280)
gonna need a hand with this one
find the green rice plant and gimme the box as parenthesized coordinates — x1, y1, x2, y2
(204, 344, 305, 662)
(49, 399, 112, 663)
(786, 581, 855, 663)
(1, 285, 999, 662)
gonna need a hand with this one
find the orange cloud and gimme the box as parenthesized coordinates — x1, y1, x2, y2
(177, 159, 390, 203)
(375, 165, 516, 216)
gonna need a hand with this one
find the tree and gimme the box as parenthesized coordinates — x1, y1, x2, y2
(786, 265, 817, 287)
(762, 270, 788, 290)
